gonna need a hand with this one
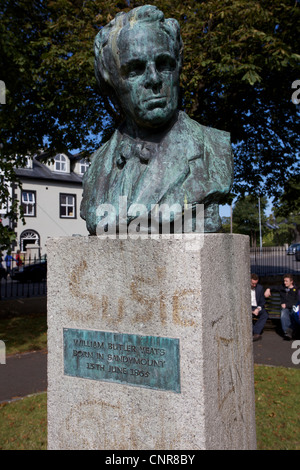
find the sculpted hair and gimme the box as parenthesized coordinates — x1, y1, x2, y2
(94, 5, 183, 107)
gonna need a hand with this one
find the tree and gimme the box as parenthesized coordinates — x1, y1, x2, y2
(271, 173, 300, 242)
(0, 0, 113, 249)
(174, 0, 300, 200)
(0, 151, 26, 250)
(232, 195, 268, 246)
(220, 216, 231, 233)
(274, 174, 300, 217)
(264, 213, 297, 245)
(0, 0, 114, 156)
(0, 0, 299, 249)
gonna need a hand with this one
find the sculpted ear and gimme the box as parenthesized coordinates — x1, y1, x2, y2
(94, 30, 112, 87)
(98, 63, 111, 87)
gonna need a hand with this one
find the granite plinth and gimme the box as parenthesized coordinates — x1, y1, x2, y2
(47, 234, 256, 450)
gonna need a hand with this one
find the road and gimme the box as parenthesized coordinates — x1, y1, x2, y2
(250, 252, 300, 276)
(253, 328, 300, 368)
(0, 350, 47, 404)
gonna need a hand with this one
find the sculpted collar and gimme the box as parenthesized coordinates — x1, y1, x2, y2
(115, 112, 180, 167)
(115, 133, 160, 167)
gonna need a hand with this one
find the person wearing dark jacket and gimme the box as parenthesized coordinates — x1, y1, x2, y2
(265, 274, 299, 340)
(251, 274, 269, 341)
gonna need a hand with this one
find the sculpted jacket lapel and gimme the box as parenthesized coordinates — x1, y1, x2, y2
(80, 111, 233, 234)
(125, 112, 203, 209)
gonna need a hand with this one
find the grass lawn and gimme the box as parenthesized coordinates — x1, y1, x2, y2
(0, 312, 47, 356)
(255, 365, 300, 450)
(0, 365, 299, 450)
(0, 393, 47, 450)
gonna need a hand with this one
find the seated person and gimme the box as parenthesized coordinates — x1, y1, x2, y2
(265, 274, 299, 340)
(251, 273, 268, 341)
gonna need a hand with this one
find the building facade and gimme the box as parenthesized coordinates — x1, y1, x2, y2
(13, 152, 89, 257)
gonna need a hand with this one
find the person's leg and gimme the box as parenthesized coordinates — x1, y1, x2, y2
(253, 308, 268, 335)
(252, 307, 257, 335)
(281, 308, 293, 339)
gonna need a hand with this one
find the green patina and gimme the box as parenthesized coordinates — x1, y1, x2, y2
(80, 5, 233, 234)
(64, 328, 181, 393)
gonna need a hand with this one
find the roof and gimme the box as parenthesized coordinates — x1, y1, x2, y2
(35, 149, 86, 162)
(14, 156, 84, 184)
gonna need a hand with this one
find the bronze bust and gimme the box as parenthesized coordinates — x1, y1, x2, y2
(80, 5, 233, 235)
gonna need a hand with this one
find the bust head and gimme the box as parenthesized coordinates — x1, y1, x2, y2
(94, 5, 183, 131)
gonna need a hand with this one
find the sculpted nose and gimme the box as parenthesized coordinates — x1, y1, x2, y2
(144, 63, 162, 88)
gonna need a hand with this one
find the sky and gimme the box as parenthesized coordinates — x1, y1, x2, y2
(219, 204, 231, 218)
(220, 199, 273, 219)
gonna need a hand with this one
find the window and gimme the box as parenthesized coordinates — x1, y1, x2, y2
(55, 154, 67, 172)
(25, 156, 33, 169)
(60, 194, 76, 218)
(79, 158, 90, 175)
(21, 190, 36, 217)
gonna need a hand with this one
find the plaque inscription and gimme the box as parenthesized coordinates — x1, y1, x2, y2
(63, 328, 180, 393)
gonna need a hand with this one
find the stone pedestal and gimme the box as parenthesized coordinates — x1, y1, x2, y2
(47, 234, 256, 450)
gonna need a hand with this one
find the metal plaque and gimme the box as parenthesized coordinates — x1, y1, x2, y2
(63, 328, 180, 393)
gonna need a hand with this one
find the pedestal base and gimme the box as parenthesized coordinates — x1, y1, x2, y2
(47, 234, 256, 450)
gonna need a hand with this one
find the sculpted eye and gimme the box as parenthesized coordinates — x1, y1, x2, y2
(122, 60, 146, 78)
(156, 55, 176, 73)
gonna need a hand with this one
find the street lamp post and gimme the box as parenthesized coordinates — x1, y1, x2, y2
(258, 197, 262, 251)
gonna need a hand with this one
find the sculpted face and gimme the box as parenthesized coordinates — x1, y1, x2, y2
(114, 23, 180, 129)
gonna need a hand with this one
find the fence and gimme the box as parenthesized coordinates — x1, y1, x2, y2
(1, 247, 299, 300)
(250, 246, 300, 277)
(0, 256, 47, 301)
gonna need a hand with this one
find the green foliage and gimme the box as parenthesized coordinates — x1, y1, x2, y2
(149, 0, 300, 199)
(266, 174, 300, 244)
(265, 213, 298, 245)
(1, 0, 299, 173)
(0, 0, 114, 156)
(274, 174, 300, 218)
(232, 195, 267, 246)
(220, 215, 231, 233)
(0, 152, 26, 251)
(0, 224, 17, 251)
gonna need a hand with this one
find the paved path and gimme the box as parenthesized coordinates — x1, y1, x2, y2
(0, 350, 47, 403)
(0, 329, 299, 404)
(253, 329, 300, 369)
